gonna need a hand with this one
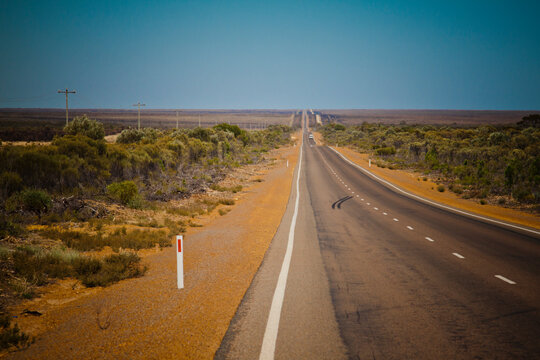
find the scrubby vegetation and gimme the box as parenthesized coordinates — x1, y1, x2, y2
(0, 313, 31, 350)
(0, 118, 292, 341)
(0, 114, 124, 142)
(2, 245, 145, 290)
(0, 123, 290, 204)
(320, 115, 539, 209)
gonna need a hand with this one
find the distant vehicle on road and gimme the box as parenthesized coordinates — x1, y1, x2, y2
(308, 134, 314, 139)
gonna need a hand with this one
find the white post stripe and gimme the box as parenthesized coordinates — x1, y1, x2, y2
(259, 139, 303, 360)
(495, 275, 516, 284)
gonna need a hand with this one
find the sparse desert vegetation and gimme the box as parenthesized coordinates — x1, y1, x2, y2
(319, 114, 539, 210)
(0, 109, 297, 142)
(0, 115, 292, 350)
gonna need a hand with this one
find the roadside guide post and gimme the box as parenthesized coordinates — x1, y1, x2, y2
(369, 158, 371, 167)
(177, 235, 184, 289)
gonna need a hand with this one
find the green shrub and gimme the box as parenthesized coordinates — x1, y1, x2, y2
(375, 147, 396, 156)
(63, 115, 105, 140)
(39, 228, 170, 252)
(116, 128, 161, 144)
(0, 218, 24, 239)
(437, 185, 445, 192)
(77, 252, 146, 287)
(20, 189, 52, 214)
(0, 171, 23, 198)
(219, 198, 235, 205)
(213, 123, 243, 137)
(210, 184, 242, 193)
(218, 208, 230, 216)
(107, 181, 138, 205)
(0, 314, 32, 350)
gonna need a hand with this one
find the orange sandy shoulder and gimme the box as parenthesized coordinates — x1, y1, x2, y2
(333, 145, 539, 230)
(3, 136, 300, 360)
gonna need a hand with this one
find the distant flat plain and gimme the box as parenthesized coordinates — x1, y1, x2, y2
(0, 108, 536, 130)
(317, 109, 536, 126)
(0, 109, 297, 129)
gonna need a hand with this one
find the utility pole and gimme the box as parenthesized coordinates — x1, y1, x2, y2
(132, 101, 146, 129)
(176, 110, 179, 129)
(198, 113, 201, 128)
(57, 88, 76, 125)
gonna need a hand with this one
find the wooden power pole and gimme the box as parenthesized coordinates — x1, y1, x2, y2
(57, 88, 76, 125)
(132, 102, 146, 129)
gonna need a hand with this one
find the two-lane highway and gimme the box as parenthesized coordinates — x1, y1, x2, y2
(217, 115, 540, 359)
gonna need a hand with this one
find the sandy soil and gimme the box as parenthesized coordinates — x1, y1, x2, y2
(4, 140, 300, 359)
(330, 144, 539, 230)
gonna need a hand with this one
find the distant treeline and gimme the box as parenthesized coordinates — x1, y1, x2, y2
(320, 114, 539, 208)
(0, 119, 126, 141)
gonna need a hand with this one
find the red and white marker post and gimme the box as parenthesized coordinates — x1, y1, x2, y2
(176, 235, 184, 289)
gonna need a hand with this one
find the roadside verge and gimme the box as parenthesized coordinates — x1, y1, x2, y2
(5, 142, 300, 360)
(330, 146, 539, 234)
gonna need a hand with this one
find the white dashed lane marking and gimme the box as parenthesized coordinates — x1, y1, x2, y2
(322, 152, 526, 291)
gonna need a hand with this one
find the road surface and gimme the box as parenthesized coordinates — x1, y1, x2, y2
(216, 113, 540, 359)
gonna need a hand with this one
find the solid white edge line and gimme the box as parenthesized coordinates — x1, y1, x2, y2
(452, 252, 465, 259)
(495, 275, 516, 285)
(259, 136, 303, 360)
(328, 147, 540, 236)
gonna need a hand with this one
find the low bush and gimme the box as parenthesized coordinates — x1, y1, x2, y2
(63, 115, 105, 140)
(437, 185, 445, 192)
(3, 245, 146, 292)
(0, 314, 32, 350)
(210, 184, 242, 193)
(75, 252, 146, 287)
(39, 228, 171, 252)
(0, 171, 23, 199)
(20, 189, 52, 214)
(107, 181, 138, 205)
(0, 218, 24, 239)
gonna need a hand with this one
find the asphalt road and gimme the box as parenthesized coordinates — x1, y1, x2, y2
(217, 116, 540, 359)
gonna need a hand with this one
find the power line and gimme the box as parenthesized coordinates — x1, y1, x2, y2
(57, 88, 76, 125)
(132, 101, 146, 129)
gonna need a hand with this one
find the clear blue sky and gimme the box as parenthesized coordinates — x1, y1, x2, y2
(1, 0, 539, 109)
